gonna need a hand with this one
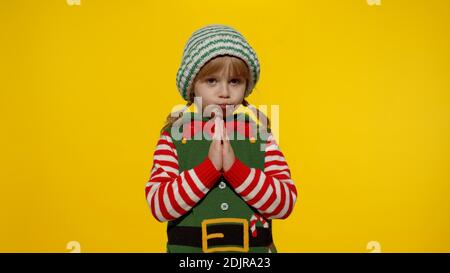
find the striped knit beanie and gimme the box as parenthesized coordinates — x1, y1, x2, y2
(176, 24, 260, 101)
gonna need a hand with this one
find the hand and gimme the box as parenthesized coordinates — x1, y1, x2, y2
(222, 119, 235, 172)
(208, 117, 223, 171)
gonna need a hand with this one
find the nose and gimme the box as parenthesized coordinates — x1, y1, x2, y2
(218, 82, 230, 98)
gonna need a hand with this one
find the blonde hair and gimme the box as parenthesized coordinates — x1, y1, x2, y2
(161, 55, 270, 134)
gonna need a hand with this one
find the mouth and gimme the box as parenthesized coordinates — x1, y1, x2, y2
(219, 104, 234, 110)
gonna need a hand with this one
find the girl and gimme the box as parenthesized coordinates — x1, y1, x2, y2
(145, 24, 297, 253)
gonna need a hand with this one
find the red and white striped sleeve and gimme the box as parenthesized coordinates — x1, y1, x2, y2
(145, 131, 221, 222)
(223, 134, 297, 219)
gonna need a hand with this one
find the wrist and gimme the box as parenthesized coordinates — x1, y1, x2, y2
(194, 157, 222, 188)
(223, 159, 251, 189)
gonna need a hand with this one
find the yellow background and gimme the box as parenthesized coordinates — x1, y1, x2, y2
(1, 0, 449, 252)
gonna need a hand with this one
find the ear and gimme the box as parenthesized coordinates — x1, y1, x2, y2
(188, 87, 195, 100)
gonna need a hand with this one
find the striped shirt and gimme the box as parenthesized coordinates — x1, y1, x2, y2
(145, 130, 297, 222)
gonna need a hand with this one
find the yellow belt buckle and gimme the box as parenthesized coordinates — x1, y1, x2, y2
(201, 218, 249, 253)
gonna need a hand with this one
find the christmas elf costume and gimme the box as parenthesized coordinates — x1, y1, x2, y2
(145, 112, 297, 253)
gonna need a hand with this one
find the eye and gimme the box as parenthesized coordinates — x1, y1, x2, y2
(229, 78, 241, 85)
(206, 78, 217, 85)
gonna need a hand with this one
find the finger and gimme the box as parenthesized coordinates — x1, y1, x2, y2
(222, 126, 232, 153)
(219, 118, 224, 141)
(213, 117, 221, 141)
(223, 119, 231, 143)
(221, 119, 226, 140)
(221, 119, 226, 143)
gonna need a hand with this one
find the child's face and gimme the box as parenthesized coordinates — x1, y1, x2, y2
(193, 68, 246, 118)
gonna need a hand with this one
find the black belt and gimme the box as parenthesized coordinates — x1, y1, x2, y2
(167, 225, 273, 248)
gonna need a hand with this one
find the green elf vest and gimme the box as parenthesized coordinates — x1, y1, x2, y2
(164, 112, 277, 253)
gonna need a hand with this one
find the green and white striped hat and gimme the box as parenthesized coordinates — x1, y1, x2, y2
(176, 24, 260, 101)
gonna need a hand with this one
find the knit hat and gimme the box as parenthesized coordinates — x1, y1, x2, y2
(176, 24, 260, 101)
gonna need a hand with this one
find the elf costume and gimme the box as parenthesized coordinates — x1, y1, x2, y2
(145, 24, 297, 253)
